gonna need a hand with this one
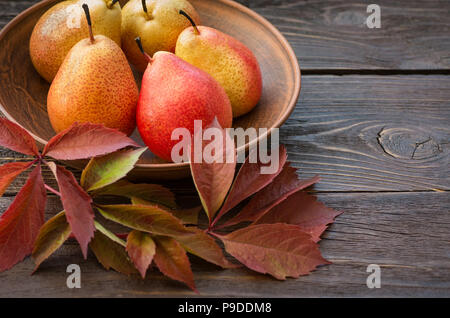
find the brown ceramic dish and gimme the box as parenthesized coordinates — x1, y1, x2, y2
(0, 0, 301, 180)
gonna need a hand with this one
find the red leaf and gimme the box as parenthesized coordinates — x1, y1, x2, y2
(0, 161, 33, 197)
(42, 122, 139, 160)
(126, 230, 156, 278)
(176, 228, 238, 268)
(0, 164, 46, 272)
(213, 146, 287, 225)
(0, 118, 39, 156)
(218, 223, 329, 280)
(190, 118, 236, 222)
(47, 162, 95, 259)
(154, 236, 197, 292)
(222, 164, 320, 227)
(254, 192, 342, 242)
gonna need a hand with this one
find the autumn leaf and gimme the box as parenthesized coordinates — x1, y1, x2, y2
(176, 228, 237, 269)
(32, 211, 71, 271)
(0, 164, 46, 272)
(190, 118, 236, 222)
(217, 223, 329, 280)
(96, 204, 194, 238)
(47, 162, 95, 259)
(213, 146, 287, 225)
(90, 222, 138, 275)
(131, 197, 200, 225)
(254, 192, 342, 242)
(93, 180, 176, 209)
(42, 122, 139, 160)
(153, 236, 197, 292)
(81, 147, 147, 192)
(222, 164, 320, 227)
(0, 118, 39, 156)
(0, 161, 33, 197)
(126, 230, 156, 278)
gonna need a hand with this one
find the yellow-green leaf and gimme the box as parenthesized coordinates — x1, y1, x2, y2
(32, 211, 71, 271)
(81, 147, 147, 192)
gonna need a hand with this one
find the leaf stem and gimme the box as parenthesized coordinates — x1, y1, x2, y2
(44, 184, 61, 197)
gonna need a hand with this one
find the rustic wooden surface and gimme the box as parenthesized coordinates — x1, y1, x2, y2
(1, 0, 449, 297)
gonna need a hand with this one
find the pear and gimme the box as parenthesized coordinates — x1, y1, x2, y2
(135, 38, 232, 162)
(47, 4, 138, 136)
(121, 0, 200, 72)
(30, 0, 122, 83)
(176, 11, 262, 118)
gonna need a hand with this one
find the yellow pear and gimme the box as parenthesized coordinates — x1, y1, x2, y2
(176, 11, 262, 118)
(30, 0, 122, 83)
(121, 0, 200, 72)
(47, 4, 138, 136)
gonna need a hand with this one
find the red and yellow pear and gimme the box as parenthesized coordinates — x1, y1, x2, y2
(30, 0, 122, 83)
(176, 11, 263, 118)
(47, 4, 138, 135)
(135, 38, 232, 162)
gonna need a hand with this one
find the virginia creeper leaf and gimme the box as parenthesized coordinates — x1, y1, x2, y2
(32, 211, 71, 271)
(0, 161, 33, 197)
(218, 223, 329, 280)
(176, 228, 238, 269)
(95, 221, 126, 247)
(42, 122, 140, 160)
(190, 118, 236, 222)
(126, 230, 156, 278)
(131, 197, 200, 225)
(0, 164, 46, 272)
(90, 222, 138, 275)
(222, 164, 320, 227)
(154, 236, 197, 292)
(214, 146, 287, 224)
(48, 162, 95, 259)
(81, 147, 147, 192)
(254, 192, 342, 242)
(93, 180, 177, 209)
(0, 118, 39, 156)
(96, 204, 194, 238)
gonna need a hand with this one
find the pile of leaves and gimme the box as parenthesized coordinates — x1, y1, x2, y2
(0, 118, 341, 291)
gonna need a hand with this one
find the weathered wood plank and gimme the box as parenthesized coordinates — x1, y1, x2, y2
(0, 191, 448, 297)
(2, 75, 449, 193)
(284, 75, 450, 192)
(1, 0, 449, 70)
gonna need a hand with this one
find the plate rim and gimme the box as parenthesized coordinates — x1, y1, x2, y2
(0, 0, 301, 171)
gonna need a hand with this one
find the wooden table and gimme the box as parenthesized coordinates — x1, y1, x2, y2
(0, 0, 449, 297)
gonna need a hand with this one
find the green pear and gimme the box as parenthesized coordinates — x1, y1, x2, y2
(47, 4, 138, 136)
(30, 0, 122, 83)
(121, 0, 200, 72)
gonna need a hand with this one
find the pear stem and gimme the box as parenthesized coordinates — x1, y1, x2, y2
(82, 4, 95, 44)
(108, 0, 120, 9)
(179, 10, 200, 35)
(135, 37, 153, 63)
(142, 0, 148, 13)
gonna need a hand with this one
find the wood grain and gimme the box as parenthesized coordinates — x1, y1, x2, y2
(0, 191, 448, 297)
(1, 0, 450, 70)
(284, 75, 450, 192)
(2, 75, 449, 193)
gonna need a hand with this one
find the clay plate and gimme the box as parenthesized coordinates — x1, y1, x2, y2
(0, 0, 301, 180)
